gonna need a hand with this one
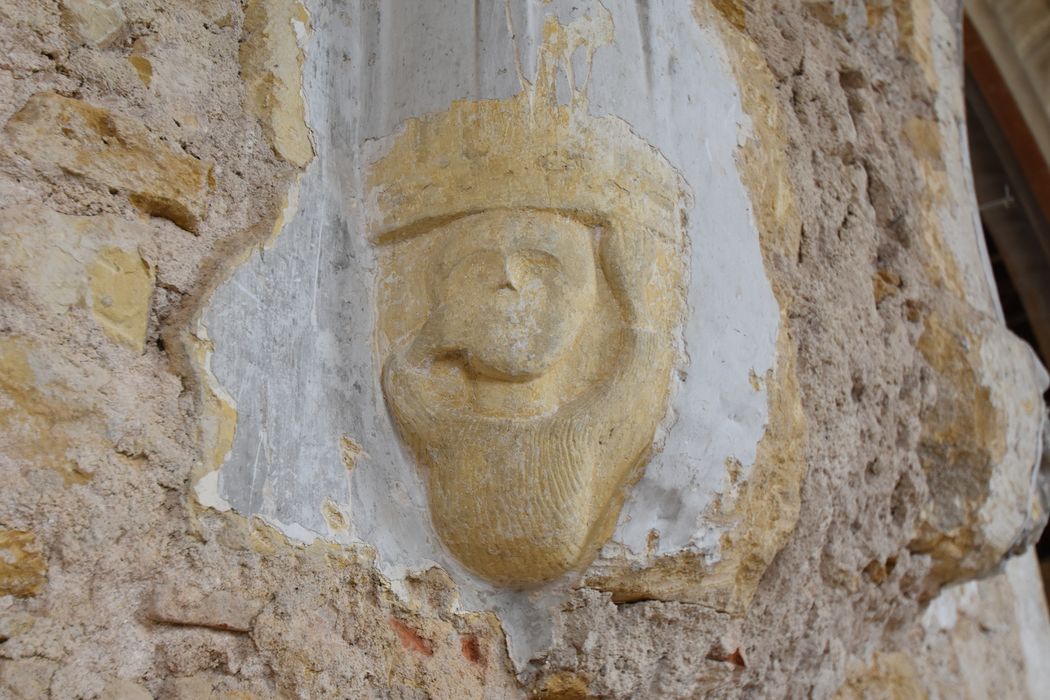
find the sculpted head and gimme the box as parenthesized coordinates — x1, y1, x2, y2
(368, 94, 691, 587)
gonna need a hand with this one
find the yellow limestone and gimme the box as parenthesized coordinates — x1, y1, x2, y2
(369, 14, 692, 587)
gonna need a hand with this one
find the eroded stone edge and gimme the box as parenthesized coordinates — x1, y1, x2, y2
(581, 0, 807, 613)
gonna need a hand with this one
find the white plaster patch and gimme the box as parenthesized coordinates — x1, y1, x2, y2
(196, 0, 780, 668)
(193, 470, 231, 513)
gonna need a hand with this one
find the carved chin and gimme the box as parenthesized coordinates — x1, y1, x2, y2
(419, 413, 605, 587)
(383, 366, 630, 587)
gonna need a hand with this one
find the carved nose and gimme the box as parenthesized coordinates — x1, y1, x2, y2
(499, 255, 524, 292)
(498, 271, 517, 292)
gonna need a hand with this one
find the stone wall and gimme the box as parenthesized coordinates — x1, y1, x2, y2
(1, 1, 1048, 698)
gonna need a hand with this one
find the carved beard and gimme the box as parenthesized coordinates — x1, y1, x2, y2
(382, 328, 667, 588)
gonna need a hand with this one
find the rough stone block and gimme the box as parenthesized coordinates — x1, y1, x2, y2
(147, 584, 264, 633)
(87, 247, 155, 351)
(0, 206, 155, 352)
(0, 529, 47, 597)
(911, 304, 1049, 591)
(60, 0, 126, 48)
(240, 0, 313, 167)
(102, 679, 153, 700)
(160, 672, 281, 700)
(4, 92, 211, 232)
(0, 658, 58, 698)
(0, 334, 112, 483)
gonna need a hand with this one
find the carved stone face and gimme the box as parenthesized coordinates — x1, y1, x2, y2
(427, 210, 597, 382)
(378, 207, 683, 587)
(370, 92, 689, 588)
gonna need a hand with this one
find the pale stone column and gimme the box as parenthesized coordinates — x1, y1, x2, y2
(200, 0, 794, 664)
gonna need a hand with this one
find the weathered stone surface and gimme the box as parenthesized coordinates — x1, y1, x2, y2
(0, 529, 46, 597)
(60, 0, 126, 48)
(101, 679, 153, 700)
(87, 247, 154, 352)
(583, 329, 806, 612)
(0, 0, 1048, 698)
(4, 93, 211, 232)
(240, 0, 313, 167)
(0, 206, 155, 351)
(909, 551, 1050, 698)
(147, 583, 264, 632)
(0, 658, 58, 698)
(833, 652, 924, 700)
(127, 55, 152, 88)
(0, 336, 109, 484)
(160, 672, 284, 700)
(911, 304, 1048, 591)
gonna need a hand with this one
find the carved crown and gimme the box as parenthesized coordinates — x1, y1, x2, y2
(365, 92, 693, 245)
